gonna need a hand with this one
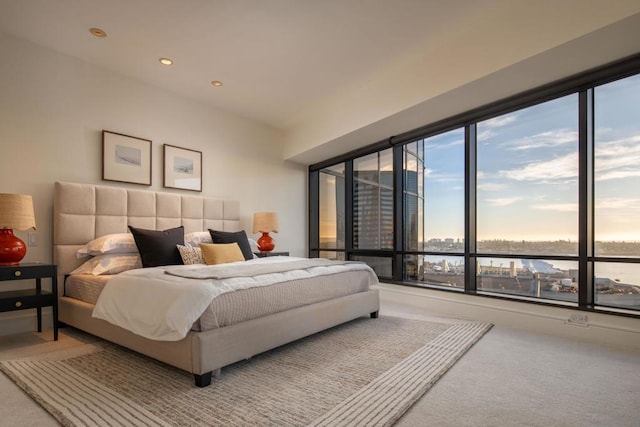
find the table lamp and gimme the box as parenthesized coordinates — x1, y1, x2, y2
(252, 212, 279, 252)
(0, 194, 36, 265)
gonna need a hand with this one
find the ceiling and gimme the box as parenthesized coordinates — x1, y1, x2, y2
(2, 1, 640, 165)
(0, 0, 488, 129)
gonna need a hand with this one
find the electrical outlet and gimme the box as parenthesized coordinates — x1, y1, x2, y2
(568, 313, 588, 325)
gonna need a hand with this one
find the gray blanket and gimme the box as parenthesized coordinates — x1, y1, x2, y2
(165, 258, 358, 280)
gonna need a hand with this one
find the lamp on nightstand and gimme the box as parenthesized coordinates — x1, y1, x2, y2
(252, 212, 279, 252)
(0, 194, 36, 265)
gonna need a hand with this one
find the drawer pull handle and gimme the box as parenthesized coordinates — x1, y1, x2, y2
(15, 301, 22, 308)
(14, 271, 21, 277)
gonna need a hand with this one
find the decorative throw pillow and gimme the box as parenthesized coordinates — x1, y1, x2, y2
(184, 231, 213, 247)
(200, 243, 245, 265)
(70, 254, 142, 276)
(177, 244, 204, 265)
(76, 233, 138, 258)
(208, 229, 253, 260)
(128, 225, 185, 268)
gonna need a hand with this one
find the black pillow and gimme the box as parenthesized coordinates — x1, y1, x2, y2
(208, 229, 253, 260)
(129, 225, 185, 268)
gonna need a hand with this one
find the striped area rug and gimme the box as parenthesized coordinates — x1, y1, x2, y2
(1, 316, 491, 427)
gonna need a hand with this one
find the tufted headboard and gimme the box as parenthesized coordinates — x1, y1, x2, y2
(53, 181, 241, 291)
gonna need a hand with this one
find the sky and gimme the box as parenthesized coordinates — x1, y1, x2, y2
(424, 73, 640, 243)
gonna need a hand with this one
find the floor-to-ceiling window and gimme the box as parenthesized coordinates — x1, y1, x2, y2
(403, 130, 465, 289)
(476, 94, 580, 304)
(593, 73, 640, 310)
(309, 54, 640, 316)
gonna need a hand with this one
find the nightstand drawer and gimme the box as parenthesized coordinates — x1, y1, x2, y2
(0, 264, 57, 281)
(0, 289, 55, 312)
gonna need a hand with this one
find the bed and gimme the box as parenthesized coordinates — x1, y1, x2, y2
(53, 181, 379, 387)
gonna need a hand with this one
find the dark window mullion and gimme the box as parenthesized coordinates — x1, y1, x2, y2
(393, 144, 404, 282)
(308, 169, 319, 258)
(345, 160, 354, 260)
(579, 89, 595, 308)
(465, 124, 477, 292)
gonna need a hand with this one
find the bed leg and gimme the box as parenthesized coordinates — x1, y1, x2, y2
(194, 372, 213, 387)
(370, 311, 379, 319)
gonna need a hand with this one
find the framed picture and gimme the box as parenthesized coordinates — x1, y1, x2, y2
(102, 130, 152, 186)
(163, 144, 202, 192)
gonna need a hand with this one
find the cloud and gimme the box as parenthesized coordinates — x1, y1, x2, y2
(508, 129, 577, 151)
(482, 114, 517, 128)
(499, 152, 577, 182)
(532, 203, 577, 212)
(596, 197, 640, 210)
(485, 196, 522, 206)
(595, 135, 640, 181)
(477, 182, 506, 191)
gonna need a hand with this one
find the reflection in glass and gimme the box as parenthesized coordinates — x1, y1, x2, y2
(595, 262, 640, 310)
(319, 251, 346, 261)
(404, 255, 464, 289)
(352, 255, 392, 279)
(477, 95, 578, 255)
(354, 149, 393, 250)
(594, 74, 640, 257)
(319, 164, 345, 249)
(477, 257, 578, 304)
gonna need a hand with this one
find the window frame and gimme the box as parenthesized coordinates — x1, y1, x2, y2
(308, 53, 640, 318)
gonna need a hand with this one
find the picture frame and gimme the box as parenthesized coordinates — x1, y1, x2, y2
(163, 144, 202, 192)
(102, 130, 152, 186)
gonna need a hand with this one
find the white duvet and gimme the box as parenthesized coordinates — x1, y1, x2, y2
(92, 256, 377, 341)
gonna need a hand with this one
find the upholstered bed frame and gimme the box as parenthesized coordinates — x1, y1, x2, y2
(53, 181, 379, 386)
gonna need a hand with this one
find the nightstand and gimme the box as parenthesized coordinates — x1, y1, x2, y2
(0, 263, 58, 341)
(254, 251, 290, 258)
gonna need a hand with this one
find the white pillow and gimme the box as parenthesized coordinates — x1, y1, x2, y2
(70, 254, 142, 276)
(177, 245, 205, 265)
(248, 238, 259, 253)
(184, 231, 213, 247)
(77, 233, 138, 258)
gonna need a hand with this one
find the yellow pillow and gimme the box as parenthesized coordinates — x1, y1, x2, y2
(199, 242, 245, 265)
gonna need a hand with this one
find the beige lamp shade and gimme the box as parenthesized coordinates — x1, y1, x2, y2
(252, 212, 279, 234)
(0, 194, 36, 230)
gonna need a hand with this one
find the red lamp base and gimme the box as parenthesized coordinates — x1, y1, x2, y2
(0, 228, 27, 266)
(257, 232, 275, 252)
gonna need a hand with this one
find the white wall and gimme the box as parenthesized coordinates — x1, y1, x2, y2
(284, 6, 640, 165)
(0, 32, 307, 335)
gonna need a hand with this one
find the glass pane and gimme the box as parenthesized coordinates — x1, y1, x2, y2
(354, 181, 380, 249)
(594, 262, 640, 310)
(319, 166, 345, 249)
(477, 257, 578, 304)
(424, 129, 465, 251)
(477, 95, 579, 256)
(405, 194, 419, 251)
(354, 149, 393, 250)
(404, 255, 464, 289)
(352, 255, 392, 279)
(380, 148, 393, 188)
(354, 152, 378, 183)
(594, 74, 640, 257)
(319, 251, 346, 261)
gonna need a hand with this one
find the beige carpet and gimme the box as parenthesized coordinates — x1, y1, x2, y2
(1, 316, 491, 427)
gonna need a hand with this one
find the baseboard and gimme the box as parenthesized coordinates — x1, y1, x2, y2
(0, 308, 54, 337)
(376, 283, 640, 352)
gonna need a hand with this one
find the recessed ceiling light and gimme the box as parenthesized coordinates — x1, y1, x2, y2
(159, 57, 174, 66)
(89, 28, 107, 38)
(211, 81, 223, 87)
